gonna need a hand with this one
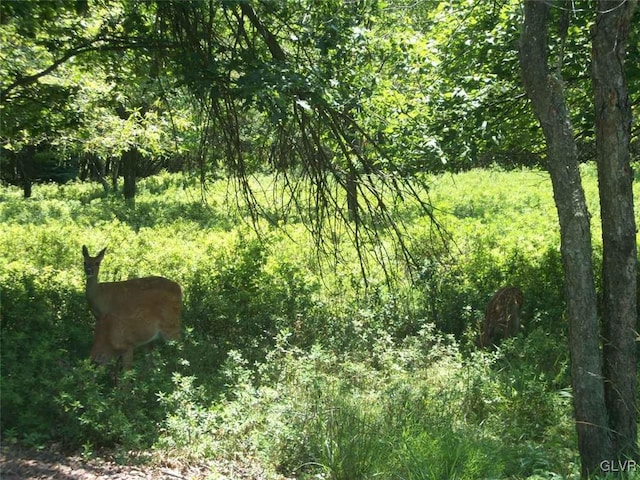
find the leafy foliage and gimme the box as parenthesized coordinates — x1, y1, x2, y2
(2, 0, 638, 188)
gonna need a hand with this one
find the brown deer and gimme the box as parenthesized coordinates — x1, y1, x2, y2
(478, 286, 524, 348)
(82, 246, 182, 369)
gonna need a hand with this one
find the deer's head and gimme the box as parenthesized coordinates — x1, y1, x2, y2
(82, 245, 106, 278)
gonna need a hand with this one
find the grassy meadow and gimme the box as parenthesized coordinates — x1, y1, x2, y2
(1, 164, 638, 479)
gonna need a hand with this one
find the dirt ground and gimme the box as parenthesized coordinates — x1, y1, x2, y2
(0, 446, 282, 480)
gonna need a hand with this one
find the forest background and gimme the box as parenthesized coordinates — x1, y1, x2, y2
(1, 1, 639, 479)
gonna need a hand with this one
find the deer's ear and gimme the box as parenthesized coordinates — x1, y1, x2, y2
(82, 245, 89, 257)
(97, 247, 107, 258)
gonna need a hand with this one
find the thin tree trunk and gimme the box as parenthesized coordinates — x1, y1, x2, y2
(592, 0, 638, 461)
(519, 1, 611, 475)
(346, 165, 358, 222)
(18, 145, 36, 199)
(92, 155, 111, 194)
(122, 148, 139, 207)
(110, 156, 119, 192)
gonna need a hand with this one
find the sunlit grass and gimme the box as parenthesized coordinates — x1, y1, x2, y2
(1, 164, 636, 478)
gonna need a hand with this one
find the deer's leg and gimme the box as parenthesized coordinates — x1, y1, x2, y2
(122, 348, 134, 370)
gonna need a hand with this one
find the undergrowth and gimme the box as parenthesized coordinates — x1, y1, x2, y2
(1, 166, 630, 478)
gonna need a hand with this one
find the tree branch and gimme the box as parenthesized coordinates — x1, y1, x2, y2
(239, 3, 286, 62)
(1, 37, 176, 102)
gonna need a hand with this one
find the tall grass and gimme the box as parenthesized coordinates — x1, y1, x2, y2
(2, 165, 634, 478)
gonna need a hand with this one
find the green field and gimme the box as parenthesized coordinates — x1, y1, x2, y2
(1, 165, 638, 479)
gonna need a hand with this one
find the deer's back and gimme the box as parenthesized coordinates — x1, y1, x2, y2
(93, 276, 182, 322)
(480, 286, 524, 347)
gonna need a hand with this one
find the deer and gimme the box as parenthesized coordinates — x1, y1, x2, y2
(82, 245, 182, 370)
(478, 286, 524, 348)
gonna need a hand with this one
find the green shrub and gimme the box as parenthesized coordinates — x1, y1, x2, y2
(1, 267, 91, 446)
(186, 234, 317, 359)
(179, 328, 573, 479)
(155, 374, 219, 459)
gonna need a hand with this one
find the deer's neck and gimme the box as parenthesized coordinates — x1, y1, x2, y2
(85, 274, 103, 319)
(86, 274, 99, 295)
(86, 275, 98, 291)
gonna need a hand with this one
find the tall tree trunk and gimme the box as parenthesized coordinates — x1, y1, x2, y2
(519, 1, 612, 475)
(18, 145, 36, 199)
(122, 147, 139, 207)
(110, 156, 119, 192)
(592, 0, 638, 461)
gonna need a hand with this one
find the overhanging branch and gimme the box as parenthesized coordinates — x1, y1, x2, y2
(1, 37, 177, 102)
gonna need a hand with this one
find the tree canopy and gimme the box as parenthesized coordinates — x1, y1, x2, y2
(2, 1, 637, 182)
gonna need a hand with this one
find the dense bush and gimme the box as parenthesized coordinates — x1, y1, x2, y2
(186, 234, 317, 358)
(1, 265, 90, 446)
(155, 330, 574, 478)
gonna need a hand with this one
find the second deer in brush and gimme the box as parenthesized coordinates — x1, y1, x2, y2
(478, 286, 523, 348)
